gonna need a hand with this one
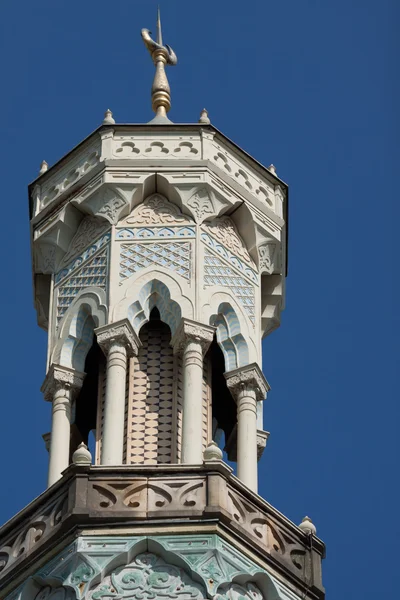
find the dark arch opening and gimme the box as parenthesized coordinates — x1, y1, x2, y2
(207, 339, 237, 459)
(70, 338, 104, 459)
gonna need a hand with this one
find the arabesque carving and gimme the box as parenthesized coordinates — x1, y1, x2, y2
(60, 217, 109, 266)
(88, 553, 206, 600)
(202, 217, 253, 265)
(123, 194, 192, 226)
(187, 188, 214, 222)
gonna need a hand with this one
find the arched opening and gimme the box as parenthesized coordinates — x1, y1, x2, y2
(69, 338, 105, 459)
(206, 339, 237, 461)
(125, 307, 177, 464)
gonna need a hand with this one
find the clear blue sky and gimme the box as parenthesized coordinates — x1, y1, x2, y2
(0, 1, 398, 598)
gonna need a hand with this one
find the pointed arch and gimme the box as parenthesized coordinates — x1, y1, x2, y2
(210, 302, 249, 370)
(52, 289, 107, 371)
(127, 279, 182, 336)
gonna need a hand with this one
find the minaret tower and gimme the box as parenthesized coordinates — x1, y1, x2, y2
(0, 14, 325, 600)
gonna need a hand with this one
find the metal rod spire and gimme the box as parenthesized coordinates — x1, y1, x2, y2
(156, 6, 163, 46)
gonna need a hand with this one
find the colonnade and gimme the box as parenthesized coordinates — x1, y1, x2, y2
(42, 318, 268, 493)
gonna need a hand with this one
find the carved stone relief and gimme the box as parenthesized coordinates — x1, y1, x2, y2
(121, 194, 193, 226)
(202, 217, 253, 266)
(187, 188, 214, 222)
(0, 493, 68, 578)
(60, 217, 110, 267)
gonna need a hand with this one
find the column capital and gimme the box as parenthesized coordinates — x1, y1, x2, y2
(95, 318, 141, 357)
(171, 318, 215, 356)
(225, 363, 270, 402)
(41, 364, 85, 402)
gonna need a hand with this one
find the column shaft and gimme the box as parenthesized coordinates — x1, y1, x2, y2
(236, 387, 258, 492)
(48, 387, 71, 487)
(101, 341, 128, 465)
(181, 339, 204, 464)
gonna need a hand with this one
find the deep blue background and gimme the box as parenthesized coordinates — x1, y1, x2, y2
(0, 1, 398, 597)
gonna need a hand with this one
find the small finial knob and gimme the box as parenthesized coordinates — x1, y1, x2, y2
(39, 160, 48, 175)
(103, 109, 115, 125)
(72, 442, 92, 465)
(203, 441, 223, 461)
(267, 164, 277, 176)
(199, 108, 210, 124)
(298, 516, 317, 535)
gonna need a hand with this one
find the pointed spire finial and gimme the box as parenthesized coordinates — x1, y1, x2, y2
(141, 9, 178, 123)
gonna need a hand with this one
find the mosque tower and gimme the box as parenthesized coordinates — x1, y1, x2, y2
(0, 13, 325, 600)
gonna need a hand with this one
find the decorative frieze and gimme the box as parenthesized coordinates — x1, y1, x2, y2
(116, 226, 195, 239)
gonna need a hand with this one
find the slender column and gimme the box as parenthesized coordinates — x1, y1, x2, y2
(172, 319, 215, 464)
(95, 319, 141, 465)
(41, 365, 85, 487)
(225, 364, 269, 493)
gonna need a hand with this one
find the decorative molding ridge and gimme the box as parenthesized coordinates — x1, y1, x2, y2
(171, 318, 215, 356)
(225, 363, 270, 402)
(95, 318, 141, 357)
(41, 364, 86, 402)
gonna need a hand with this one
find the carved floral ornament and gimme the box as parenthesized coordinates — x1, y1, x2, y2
(95, 319, 141, 357)
(41, 365, 85, 401)
(171, 319, 215, 356)
(225, 364, 269, 403)
(122, 194, 193, 226)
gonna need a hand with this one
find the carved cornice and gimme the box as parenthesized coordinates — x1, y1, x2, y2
(41, 364, 86, 402)
(95, 318, 141, 357)
(225, 363, 270, 402)
(171, 318, 215, 356)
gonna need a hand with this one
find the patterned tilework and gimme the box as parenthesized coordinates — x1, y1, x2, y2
(55, 233, 110, 284)
(204, 248, 255, 325)
(56, 246, 108, 323)
(201, 232, 257, 284)
(116, 226, 195, 239)
(126, 324, 175, 464)
(120, 242, 192, 284)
